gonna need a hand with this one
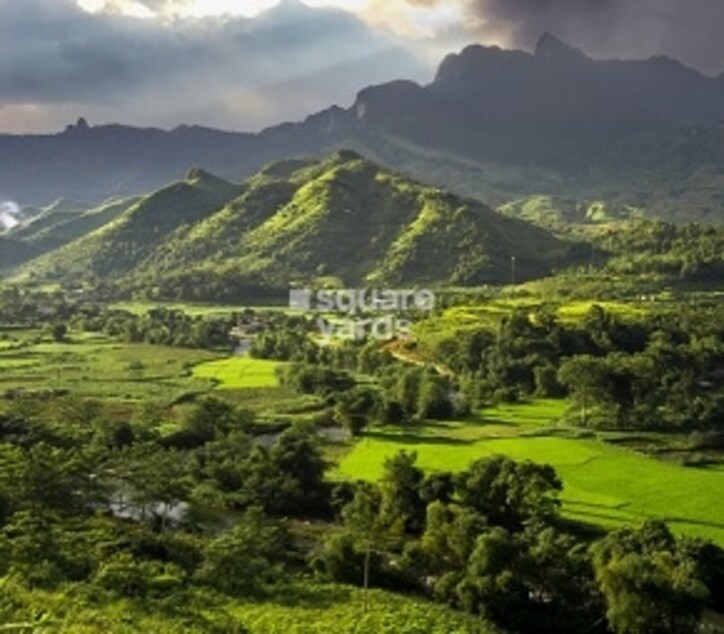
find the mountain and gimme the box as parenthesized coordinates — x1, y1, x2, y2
(0, 237, 40, 271)
(15, 169, 242, 284)
(498, 196, 649, 233)
(0, 119, 252, 206)
(14, 153, 580, 298)
(11, 197, 141, 252)
(2, 37, 724, 223)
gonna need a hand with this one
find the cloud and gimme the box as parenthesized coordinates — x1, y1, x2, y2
(0, 201, 21, 230)
(464, 0, 724, 75)
(0, 0, 428, 132)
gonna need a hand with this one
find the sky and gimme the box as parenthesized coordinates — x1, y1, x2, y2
(1, 0, 723, 134)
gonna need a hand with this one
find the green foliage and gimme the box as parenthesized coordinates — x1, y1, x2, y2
(279, 363, 355, 396)
(379, 451, 426, 534)
(196, 507, 288, 594)
(334, 386, 382, 436)
(14, 152, 577, 294)
(592, 522, 709, 634)
(455, 456, 562, 530)
(337, 400, 724, 544)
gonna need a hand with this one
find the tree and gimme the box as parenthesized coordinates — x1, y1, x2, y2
(395, 368, 423, 420)
(417, 373, 454, 420)
(176, 397, 253, 447)
(196, 507, 287, 594)
(51, 323, 68, 342)
(235, 425, 329, 517)
(455, 456, 561, 530)
(454, 525, 606, 634)
(592, 522, 708, 634)
(268, 424, 329, 516)
(334, 387, 381, 436)
(341, 483, 389, 610)
(558, 355, 613, 427)
(379, 451, 425, 534)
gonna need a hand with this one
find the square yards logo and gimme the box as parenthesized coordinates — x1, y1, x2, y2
(290, 288, 436, 341)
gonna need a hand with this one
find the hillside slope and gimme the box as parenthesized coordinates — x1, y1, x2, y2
(16, 169, 241, 283)
(16, 152, 580, 298)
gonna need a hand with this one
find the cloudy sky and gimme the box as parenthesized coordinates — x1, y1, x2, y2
(1, 0, 723, 134)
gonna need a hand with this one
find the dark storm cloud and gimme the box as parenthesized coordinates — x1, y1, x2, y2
(0, 0, 426, 130)
(466, 0, 724, 75)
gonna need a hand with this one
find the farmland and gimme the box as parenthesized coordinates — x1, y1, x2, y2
(337, 399, 724, 544)
(193, 357, 282, 389)
(0, 329, 218, 405)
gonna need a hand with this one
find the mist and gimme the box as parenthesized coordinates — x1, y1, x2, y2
(0, 201, 22, 231)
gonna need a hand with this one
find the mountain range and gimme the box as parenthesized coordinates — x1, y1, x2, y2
(10, 152, 582, 298)
(3, 35, 724, 224)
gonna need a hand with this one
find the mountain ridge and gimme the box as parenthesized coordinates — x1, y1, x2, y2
(2, 36, 724, 223)
(14, 152, 581, 298)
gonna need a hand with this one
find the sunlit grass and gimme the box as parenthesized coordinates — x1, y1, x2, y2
(337, 399, 724, 544)
(193, 357, 283, 389)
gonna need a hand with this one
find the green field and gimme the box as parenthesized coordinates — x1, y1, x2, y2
(0, 330, 218, 404)
(193, 357, 282, 389)
(337, 400, 724, 544)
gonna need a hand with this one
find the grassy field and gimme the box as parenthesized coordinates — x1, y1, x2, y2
(0, 327, 319, 425)
(191, 356, 325, 424)
(193, 357, 282, 389)
(337, 400, 724, 544)
(0, 329, 218, 405)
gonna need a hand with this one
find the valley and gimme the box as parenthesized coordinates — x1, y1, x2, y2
(1, 27, 723, 634)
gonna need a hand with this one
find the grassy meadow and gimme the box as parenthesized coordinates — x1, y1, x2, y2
(337, 399, 724, 544)
(193, 357, 282, 389)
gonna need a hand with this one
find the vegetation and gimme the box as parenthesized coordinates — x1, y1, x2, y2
(337, 401, 724, 544)
(11, 153, 582, 297)
(2, 147, 724, 632)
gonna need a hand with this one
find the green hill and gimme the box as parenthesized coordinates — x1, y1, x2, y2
(0, 237, 39, 271)
(9, 198, 89, 242)
(16, 153, 580, 297)
(14, 197, 140, 251)
(498, 195, 649, 232)
(17, 169, 242, 283)
(145, 152, 579, 298)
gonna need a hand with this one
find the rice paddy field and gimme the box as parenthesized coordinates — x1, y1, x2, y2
(193, 357, 282, 389)
(191, 356, 322, 423)
(0, 329, 299, 421)
(337, 399, 724, 545)
(0, 330, 218, 405)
